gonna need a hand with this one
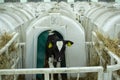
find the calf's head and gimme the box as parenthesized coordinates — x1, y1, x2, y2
(47, 35, 74, 62)
(56, 40, 73, 62)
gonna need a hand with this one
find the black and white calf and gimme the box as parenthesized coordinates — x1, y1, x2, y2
(45, 31, 73, 80)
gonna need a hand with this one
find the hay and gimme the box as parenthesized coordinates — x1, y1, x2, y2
(0, 32, 17, 69)
(85, 73, 97, 80)
(0, 54, 8, 69)
(17, 75, 25, 80)
(101, 49, 110, 71)
(2, 75, 14, 80)
(95, 31, 120, 75)
(0, 53, 11, 69)
(0, 32, 17, 53)
(0, 32, 18, 80)
(0, 32, 13, 49)
(9, 42, 17, 52)
(95, 31, 120, 57)
(117, 70, 120, 75)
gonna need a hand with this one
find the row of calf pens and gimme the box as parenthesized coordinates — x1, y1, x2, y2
(0, 31, 120, 80)
(0, 2, 120, 80)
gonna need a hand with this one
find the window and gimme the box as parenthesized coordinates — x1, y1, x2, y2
(28, 0, 43, 2)
(75, 0, 90, 2)
(5, 0, 20, 2)
(99, 0, 115, 2)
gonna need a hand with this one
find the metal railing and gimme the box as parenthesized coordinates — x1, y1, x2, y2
(0, 67, 103, 80)
(0, 32, 104, 80)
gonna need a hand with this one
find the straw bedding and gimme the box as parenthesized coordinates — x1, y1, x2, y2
(95, 31, 120, 75)
(0, 32, 17, 69)
(95, 31, 120, 57)
(0, 32, 17, 80)
(0, 32, 13, 49)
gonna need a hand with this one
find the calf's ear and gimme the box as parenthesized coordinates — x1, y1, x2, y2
(48, 42, 53, 48)
(65, 41, 74, 47)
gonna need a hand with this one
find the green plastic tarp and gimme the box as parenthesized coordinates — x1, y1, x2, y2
(36, 31, 48, 79)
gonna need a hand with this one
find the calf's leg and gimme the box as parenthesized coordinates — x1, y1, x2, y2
(48, 57, 54, 80)
(57, 62, 62, 80)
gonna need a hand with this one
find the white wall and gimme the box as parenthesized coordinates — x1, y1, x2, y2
(44, 0, 50, 2)
(68, 0, 74, 3)
(115, 0, 120, 3)
(0, 0, 4, 3)
(91, 0, 98, 2)
(20, 0, 27, 2)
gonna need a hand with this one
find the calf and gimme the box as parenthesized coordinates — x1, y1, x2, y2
(45, 31, 73, 80)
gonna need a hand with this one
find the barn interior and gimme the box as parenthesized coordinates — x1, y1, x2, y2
(0, 0, 120, 80)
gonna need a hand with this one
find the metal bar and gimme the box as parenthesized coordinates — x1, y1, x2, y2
(110, 57, 114, 65)
(85, 42, 94, 45)
(107, 64, 120, 71)
(76, 73, 80, 80)
(18, 43, 25, 46)
(18, 42, 25, 68)
(44, 73, 49, 80)
(0, 67, 103, 75)
(98, 70, 103, 80)
(103, 72, 112, 80)
(11, 57, 20, 69)
(18, 44, 22, 68)
(14, 75, 16, 80)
